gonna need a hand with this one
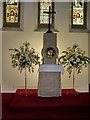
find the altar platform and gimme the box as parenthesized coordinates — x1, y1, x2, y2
(2, 89, 89, 120)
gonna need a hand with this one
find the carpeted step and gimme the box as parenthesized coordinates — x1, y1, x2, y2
(2, 89, 89, 120)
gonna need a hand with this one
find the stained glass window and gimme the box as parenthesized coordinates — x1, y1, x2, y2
(73, 0, 84, 25)
(38, 0, 54, 28)
(72, 0, 87, 29)
(3, 0, 20, 27)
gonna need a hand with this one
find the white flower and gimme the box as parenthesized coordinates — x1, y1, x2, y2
(69, 57, 74, 62)
(74, 52, 79, 57)
(76, 58, 80, 62)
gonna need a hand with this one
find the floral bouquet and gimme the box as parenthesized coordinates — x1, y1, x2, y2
(58, 44, 90, 89)
(9, 41, 40, 93)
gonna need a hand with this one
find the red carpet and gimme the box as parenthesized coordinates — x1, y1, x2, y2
(10, 89, 88, 107)
(2, 89, 89, 120)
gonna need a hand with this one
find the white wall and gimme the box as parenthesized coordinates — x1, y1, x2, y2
(88, 2, 90, 85)
(0, 1, 2, 92)
(1, 2, 89, 92)
(0, 2, 2, 119)
(89, 33, 90, 85)
(0, 31, 2, 92)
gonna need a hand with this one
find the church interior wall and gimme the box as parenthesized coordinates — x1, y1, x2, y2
(1, 2, 89, 92)
(88, 2, 90, 86)
(88, 32, 90, 85)
(0, 32, 2, 92)
(0, 1, 2, 92)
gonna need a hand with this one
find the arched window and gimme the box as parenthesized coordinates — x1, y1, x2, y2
(71, 0, 87, 30)
(38, 0, 55, 29)
(3, 0, 20, 27)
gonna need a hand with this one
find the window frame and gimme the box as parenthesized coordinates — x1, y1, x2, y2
(38, 1, 55, 29)
(71, 1, 87, 30)
(3, 1, 20, 28)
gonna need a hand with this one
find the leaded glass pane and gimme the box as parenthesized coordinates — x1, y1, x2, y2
(40, 0, 52, 24)
(6, 0, 19, 23)
(73, 0, 84, 25)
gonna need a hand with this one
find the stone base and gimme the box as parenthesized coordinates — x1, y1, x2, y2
(38, 72, 61, 97)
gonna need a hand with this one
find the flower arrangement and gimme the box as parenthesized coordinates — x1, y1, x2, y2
(58, 44, 90, 89)
(9, 41, 40, 91)
(9, 41, 40, 73)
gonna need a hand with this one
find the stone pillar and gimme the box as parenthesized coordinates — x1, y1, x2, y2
(42, 33, 58, 64)
(38, 33, 64, 97)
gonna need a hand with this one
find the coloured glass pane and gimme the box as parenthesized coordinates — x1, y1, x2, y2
(40, 0, 52, 24)
(6, 0, 19, 23)
(73, 0, 84, 25)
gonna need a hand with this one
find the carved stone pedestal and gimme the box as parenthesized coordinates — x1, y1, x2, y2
(38, 33, 64, 97)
